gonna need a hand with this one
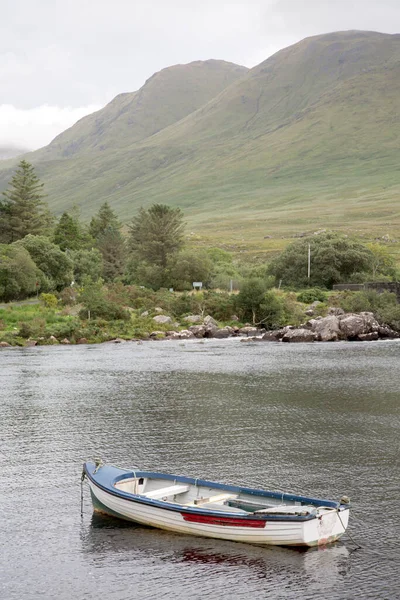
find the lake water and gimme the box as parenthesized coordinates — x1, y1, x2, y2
(1, 339, 399, 599)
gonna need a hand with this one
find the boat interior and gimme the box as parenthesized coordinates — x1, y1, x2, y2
(113, 476, 317, 515)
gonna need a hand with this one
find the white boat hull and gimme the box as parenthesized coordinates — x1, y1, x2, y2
(88, 479, 349, 547)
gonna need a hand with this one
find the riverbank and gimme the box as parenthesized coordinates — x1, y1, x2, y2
(0, 301, 398, 348)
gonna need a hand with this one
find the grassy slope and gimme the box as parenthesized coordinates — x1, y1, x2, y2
(33, 60, 248, 160)
(1, 31, 399, 261)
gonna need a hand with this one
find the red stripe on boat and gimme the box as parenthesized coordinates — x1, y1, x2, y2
(181, 513, 265, 528)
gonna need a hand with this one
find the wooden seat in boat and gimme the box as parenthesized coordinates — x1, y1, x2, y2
(143, 484, 190, 500)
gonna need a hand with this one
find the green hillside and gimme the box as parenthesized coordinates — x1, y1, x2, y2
(1, 31, 400, 258)
(34, 59, 248, 160)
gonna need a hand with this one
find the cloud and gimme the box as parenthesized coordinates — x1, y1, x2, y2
(0, 104, 102, 150)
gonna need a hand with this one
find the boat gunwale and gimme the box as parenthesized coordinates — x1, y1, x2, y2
(84, 462, 348, 523)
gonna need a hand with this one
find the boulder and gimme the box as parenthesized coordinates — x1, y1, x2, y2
(178, 329, 195, 339)
(49, 335, 59, 344)
(378, 325, 399, 339)
(166, 331, 180, 339)
(77, 338, 88, 344)
(238, 326, 260, 336)
(26, 340, 38, 347)
(230, 315, 239, 321)
(188, 325, 206, 338)
(184, 315, 203, 323)
(338, 314, 367, 338)
(358, 332, 379, 341)
(0, 341, 11, 347)
(203, 315, 218, 327)
(149, 331, 165, 338)
(111, 338, 125, 343)
(261, 330, 283, 342)
(60, 338, 71, 344)
(140, 310, 149, 317)
(153, 315, 172, 324)
(338, 312, 379, 339)
(310, 315, 341, 342)
(328, 307, 345, 316)
(359, 312, 379, 333)
(213, 328, 231, 339)
(282, 329, 316, 343)
(154, 307, 164, 313)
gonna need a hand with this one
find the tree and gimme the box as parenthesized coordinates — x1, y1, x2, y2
(366, 243, 396, 280)
(89, 202, 126, 281)
(53, 211, 93, 251)
(268, 232, 374, 289)
(70, 248, 103, 284)
(236, 278, 268, 324)
(15, 235, 73, 291)
(128, 204, 185, 270)
(0, 244, 37, 302)
(89, 202, 121, 239)
(169, 249, 212, 290)
(0, 160, 52, 243)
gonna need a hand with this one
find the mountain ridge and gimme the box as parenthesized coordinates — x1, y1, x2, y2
(1, 31, 399, 253)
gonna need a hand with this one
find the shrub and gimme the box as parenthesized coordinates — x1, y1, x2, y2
(297, 288, 327, 304)
(40, 293, 58, 309)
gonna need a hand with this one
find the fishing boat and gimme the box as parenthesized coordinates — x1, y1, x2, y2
(82, 460, 350, 547)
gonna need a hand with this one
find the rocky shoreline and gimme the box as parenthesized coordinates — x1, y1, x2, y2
(0, 310, 398, 348)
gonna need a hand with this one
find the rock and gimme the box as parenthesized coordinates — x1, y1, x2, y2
(378, 326, 399, 339)
(140, 311, 149, 317)
(26, 340, 38, 347)
(213, 328, 231, 339)
(358, 332, 379, 341)
(77, 338, 88, 344)
(359, 312, 379, 333)
(328, 307, 345, 316)
(184, 315, 203, 323)
(149, 331, 165, 338)
(188, 325, 206, 338)
(338, 312, 379, 339)
(166, 331, 180, 339)
(261, 330, 283, 341)
(154, 307, 164, 313)
(238, 327, 260, 336)
(49, 335, 59, 344)
(305, 309, 315, 316)
(0, 341, 11, 347)
(112, 338, 125, 343)
(338, 314, 367, 338)
(310, 315, 341, 342)
(203, 315, 218, 327)
(230, 315, 239, 321)
(153, 315, 172, 324)
(282, 329, 316, 343)
(178, 330, 195, 339)
(60, 338, 71, 344)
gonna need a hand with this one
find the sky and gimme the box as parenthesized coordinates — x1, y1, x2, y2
(1, 0, 399, 150)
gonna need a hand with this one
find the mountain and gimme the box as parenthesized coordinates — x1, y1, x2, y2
(1, 32, 399, 251)
(0, 146, 28, 160)
(34, 60, 248, 160)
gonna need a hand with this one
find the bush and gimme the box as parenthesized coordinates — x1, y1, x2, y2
(297, 288, 327, 303)
(40, 293, 58, 309)
(18, 322, 33, 338)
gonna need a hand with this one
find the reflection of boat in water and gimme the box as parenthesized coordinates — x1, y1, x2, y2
(82, 512, 350, 583)
(83, 461, 350, 547)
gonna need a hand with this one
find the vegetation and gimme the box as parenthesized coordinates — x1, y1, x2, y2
(0, 158, 399, 346)
(268, 233, 374, 289)
(0, 160, 52, 243)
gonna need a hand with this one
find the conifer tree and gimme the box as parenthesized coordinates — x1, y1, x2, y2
(0, 160, 52, 243)
(89, 202, 126, 281)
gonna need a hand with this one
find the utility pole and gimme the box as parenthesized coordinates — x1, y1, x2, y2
(307, 243, 311, 280)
